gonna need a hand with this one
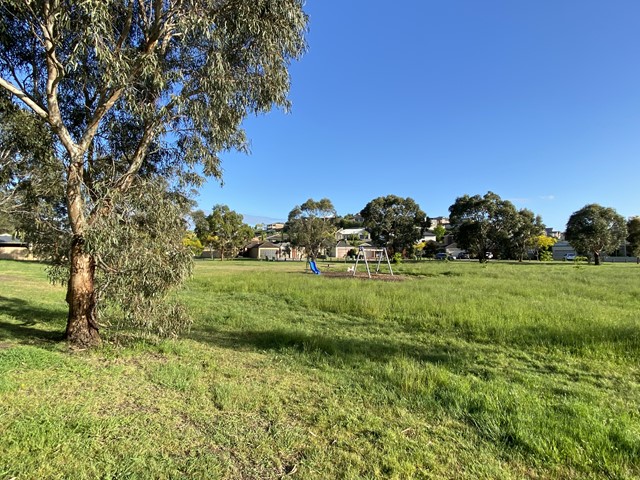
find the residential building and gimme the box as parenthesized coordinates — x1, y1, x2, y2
(417, 231, 437, 244)
(552, 241, 576, 260)
(0, 233, 30, 260)
(335, 228, 371, 242)
(243, 241, 280, 260)
(429, 216, 450, 229)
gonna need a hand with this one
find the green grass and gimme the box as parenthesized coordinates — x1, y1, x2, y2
(1, 258, 639, 479)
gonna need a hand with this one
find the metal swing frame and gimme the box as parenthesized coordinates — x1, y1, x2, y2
(353, 246, 394, 278)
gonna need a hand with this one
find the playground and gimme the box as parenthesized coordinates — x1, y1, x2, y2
(308, 246, 399, 280)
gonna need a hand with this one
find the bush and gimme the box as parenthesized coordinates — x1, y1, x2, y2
(539, 250, 552, 262)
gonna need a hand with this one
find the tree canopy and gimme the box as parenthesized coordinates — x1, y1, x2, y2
(508, 209, 545, 261)
(565, 204, 627, 265)
(360, 195, 428, 256)
(448, 192, 518, 261)
(287, 198, 336, 260)
(627, 217, 640, 258)
(194, 205, 253, 260)
(0, 0, 308, 346)
(531, 234, 557, 261)
(432, 224, 446, 243)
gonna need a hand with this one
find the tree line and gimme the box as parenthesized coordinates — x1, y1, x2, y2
(189, 193, 637, 267)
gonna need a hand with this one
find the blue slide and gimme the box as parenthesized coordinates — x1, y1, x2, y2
(309, 260, 321, 275)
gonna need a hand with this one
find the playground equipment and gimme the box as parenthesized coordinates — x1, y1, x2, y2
(353, 246, 393, 278)
(309, 259, 321, 275)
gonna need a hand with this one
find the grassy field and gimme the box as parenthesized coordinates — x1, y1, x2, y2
(1, 258, 639, 479)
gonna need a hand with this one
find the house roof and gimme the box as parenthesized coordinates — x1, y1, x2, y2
(0, 233, 28, 247)
(254, 241, 279, 249)
(338, 228, 368, 236)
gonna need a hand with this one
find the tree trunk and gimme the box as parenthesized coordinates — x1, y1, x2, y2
(594, 251, 601, 266)
(65, 236, 100, 347)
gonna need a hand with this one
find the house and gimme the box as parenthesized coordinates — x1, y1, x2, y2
(274, 241, 304, 260)
(545, 228, 563, 240)
(429, 216, 450, 229)
(417, 231, 437, 244)
(552, 240, 576, 260)
(244, 241, 280, 260)
(328, 228, 374, 259)
(329, 240, 369, 259)
(267, 222, 285, 231)
(335, 228, 371, 242)
(266, 233, 286, 244)
(0, 233, 30, 260)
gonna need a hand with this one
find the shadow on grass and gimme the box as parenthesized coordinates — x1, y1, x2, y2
(190, 325, 466, 367)
(0, 295, 66, 344)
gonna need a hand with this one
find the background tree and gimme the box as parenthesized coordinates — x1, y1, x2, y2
(422, 240, 439, 258)
(336, 213, 364, 229)
(192, 209, 216, 260)
(182, 232, 204, 257)
(565, 204, 627, 266)
(287, 198, 336, 261)
(627, 217, 640, 258)
(206, 205, 253, 260)
(0, 0, 307, 346)
(509, 209, 545, 261)
(530, 234, 557, 261)
(254, 223, 267, 241)
(360, 195, 428, 256)
(433, 224, 446, 243)
(0, 212, 14, 233)
(449, 192, 518, 262)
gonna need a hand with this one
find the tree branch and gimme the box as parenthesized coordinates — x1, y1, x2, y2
(0, 77, 48, 119)
(115, 122, 159, 192)
(41, 0, 77, 155)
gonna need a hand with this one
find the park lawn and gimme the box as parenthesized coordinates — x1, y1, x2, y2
(0, 258, 639, 479)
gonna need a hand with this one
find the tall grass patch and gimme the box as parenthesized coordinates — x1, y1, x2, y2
(1, 259, 639, 478)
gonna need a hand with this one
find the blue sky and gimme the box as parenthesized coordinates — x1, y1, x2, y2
(195, 0, 640, 231)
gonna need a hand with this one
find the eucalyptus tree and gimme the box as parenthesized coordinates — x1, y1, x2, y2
(448, 191, 518, 262)
(565, 204, 627, 265)
(509, 209, 544, 261)
(360, 195, 428, 256)
(627, 217, 640, 258)
(0, 0, 308, 346)
(194, 204, 253, 260)
(287, 198, 336, 261)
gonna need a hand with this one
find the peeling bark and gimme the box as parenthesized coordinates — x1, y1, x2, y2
(65, 235, 100, 347)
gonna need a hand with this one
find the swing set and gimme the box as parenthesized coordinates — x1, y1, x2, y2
(352, 246, 394, 278)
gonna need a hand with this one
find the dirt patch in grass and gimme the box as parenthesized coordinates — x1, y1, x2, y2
(311, 271, 406, 282)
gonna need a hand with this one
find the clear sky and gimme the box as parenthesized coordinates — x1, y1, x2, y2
(194, 0, 640, 231)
